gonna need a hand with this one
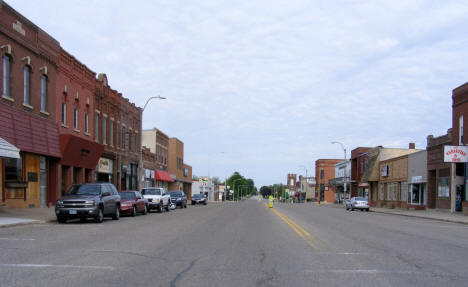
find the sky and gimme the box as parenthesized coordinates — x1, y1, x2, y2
(7, 0, 468, 187)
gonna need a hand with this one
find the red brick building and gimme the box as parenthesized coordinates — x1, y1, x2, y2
(56, 48, 103, 195)
(350, 147, 372, 198)
(315, 159, 342, 202)
(1, 2, 61, 208)
(94, 74, 141, 191)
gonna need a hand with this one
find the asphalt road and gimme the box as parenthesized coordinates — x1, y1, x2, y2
(0, 198, 467, 287)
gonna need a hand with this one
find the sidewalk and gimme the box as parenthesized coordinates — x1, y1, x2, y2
(322, 203, 468, 224)
(0, 206, 56, 228)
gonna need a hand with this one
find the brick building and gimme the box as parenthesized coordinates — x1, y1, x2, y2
(142, 128, 172, 189)
(350, 147, 372, 198)
(315, 159, 342, 202)
(168, 137, 192, 198)
(141, 146, 156, 188)
(1, 2, 61, 208)
(94, 73, 141, 191)
(56, 48, 103, 195)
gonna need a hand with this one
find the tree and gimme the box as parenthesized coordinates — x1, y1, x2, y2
(192, 175, 199, 181)
(212, 176, 222, 185)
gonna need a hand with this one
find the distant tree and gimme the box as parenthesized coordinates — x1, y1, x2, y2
(192, 175, 199, 180)
(212, 176, 222, 185)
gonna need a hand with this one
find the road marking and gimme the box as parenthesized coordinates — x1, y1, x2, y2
(0, 238, 35, 241)
(0, 264, 115, 270)
(304, 269, 422, 274)
(265, 203, 324, 250)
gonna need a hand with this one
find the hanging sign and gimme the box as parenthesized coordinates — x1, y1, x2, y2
(444, 145, 468, 163)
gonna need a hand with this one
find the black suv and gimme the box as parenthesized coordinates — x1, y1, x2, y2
(169, 190, 187, 208)
(55, 183, 121, 223)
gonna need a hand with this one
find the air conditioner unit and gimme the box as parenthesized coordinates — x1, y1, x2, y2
(86, 97, 90, 106)
(0, 44, 12, 54)
(63, 85, 67, 94)
(75, 92, 79, 100)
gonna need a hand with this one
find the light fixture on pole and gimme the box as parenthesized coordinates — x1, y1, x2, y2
(331, 141, 347, 204)
(139, 96, 166, 190)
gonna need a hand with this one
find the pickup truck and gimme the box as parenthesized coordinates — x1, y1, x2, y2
(141, 187, 170, 213)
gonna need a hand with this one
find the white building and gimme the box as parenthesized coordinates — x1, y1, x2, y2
(192, 176, 215, 200)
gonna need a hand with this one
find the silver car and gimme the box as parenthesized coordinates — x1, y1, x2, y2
(345, 197, 370, 211)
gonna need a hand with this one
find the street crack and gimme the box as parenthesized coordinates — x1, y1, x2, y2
(170, 258, 199, 287)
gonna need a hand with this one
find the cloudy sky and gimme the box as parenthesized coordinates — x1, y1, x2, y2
(8, 0, 468, 187)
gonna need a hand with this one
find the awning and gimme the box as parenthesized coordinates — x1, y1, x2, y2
(59, 134, 104, 169)
(358, 182, 369, 188)
(0, 137, 20, 159)
(155, 170, 172, 182)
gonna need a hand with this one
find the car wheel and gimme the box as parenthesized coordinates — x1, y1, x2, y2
(142, 205, 148, 215)
(80, 217, 87, 223)
(132, 206, 137, 217)
(366, 208, 370, 212)
(204, 202, 207, 205)
(351, 207, 354, 211)
(165, 203, 170, 212)
(95, 207, 104, 223)
(112, 205, 120, 220)
(57, 216, 67, 224)
(184, 203, 187, 208)
(159, 202, 164, 213)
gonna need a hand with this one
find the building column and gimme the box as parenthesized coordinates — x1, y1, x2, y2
(451, 162, 456, 212)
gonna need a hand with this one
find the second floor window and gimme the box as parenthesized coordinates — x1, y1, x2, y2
(121, 126, 126, 149)
(128, 130, 132, 151)
(110, 119, 114, 146)
(135, 133, 138, 153)
(102, 116, 107, 145)
(74, 108, 78, 130)
(84, 113, 89, 133)
(40, 75, 47, 111)
(23, 66, 31, 105)
(2, 55, 11, 98)
(94, 113, 99, 142)
(61, 103, 66, 125)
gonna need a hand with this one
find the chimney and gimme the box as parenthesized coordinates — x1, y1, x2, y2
(409, 143, 415, 149)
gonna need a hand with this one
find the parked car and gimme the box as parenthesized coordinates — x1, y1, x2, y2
(55, 183, 121, 223)
(346, 197, 370, 211)
(141, 187, 170, 212)
(119, 191, 148, 216)
(192, 194, 207, 205)
(169, 190, 187, 208)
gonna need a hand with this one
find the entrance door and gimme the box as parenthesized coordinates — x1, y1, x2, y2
(39, 157, 47, 207)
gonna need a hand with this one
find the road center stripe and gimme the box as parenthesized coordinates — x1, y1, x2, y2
(0, 264, 115, 270)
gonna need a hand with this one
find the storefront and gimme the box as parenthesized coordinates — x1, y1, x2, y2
(121, 162, 138, 191)
(144, 169, 155, 188)
(95, 157, 114, 183)
(155, 170, 172, 190)
(406, 151, 427, 210)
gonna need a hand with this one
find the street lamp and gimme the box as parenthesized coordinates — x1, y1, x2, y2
(139, 96, 166, 190)
(331, 141, 347, 204)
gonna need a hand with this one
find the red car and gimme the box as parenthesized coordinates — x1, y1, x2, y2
(119, 191, 148, 216)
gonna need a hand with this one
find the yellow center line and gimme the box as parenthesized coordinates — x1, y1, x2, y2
(265, 203, 325, 250)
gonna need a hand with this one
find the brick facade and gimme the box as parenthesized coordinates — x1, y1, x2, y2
(315, 159, 342, 202)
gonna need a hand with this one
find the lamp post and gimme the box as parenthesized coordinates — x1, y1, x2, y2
(331, 141, 347, 204)
(139, 96, 165, 190)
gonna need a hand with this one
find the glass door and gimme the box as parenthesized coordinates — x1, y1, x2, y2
(39, 157, 47, 207)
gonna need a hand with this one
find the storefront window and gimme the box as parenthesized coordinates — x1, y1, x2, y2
(5, 157, 22, 181)
(401, 181, 407, 202)
(379, 184, 383, 200)
(438, 177, 450, 198)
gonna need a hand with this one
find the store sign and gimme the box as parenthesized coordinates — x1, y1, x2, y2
(444, 145, 468, 163)
(98, 158, 111, 174)
(411, 176, 423, 183)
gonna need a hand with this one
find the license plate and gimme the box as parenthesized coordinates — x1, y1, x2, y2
(69, 210, 77, 215)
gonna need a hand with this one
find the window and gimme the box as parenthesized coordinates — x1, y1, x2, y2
(386, 183, 391, 200)
(121, 126, 126, 149)
(61, 103, 66, 125)
(401, 181, 407, 202)
(102, 116, 107, 144)
(95, 112, 99, 142)
(128, 130, 132, 151)
(320, 169, 324, 180)
(5, 157, 22, 182)
(74, 108, 78, 130)
(393, 183, 398, 201)
(2, 55, 11, 98)
(40, 75, 47, 111)
(379, 183, 383, 200)
(23, 66, 31, 105)
(84, 113, 89, 133)
(110, 119, 114, 146)
(437, 177, 450, 198)
(459, 115, 464, 145)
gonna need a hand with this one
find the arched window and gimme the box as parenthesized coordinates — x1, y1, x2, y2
(23, 66, 31, 105)
(2, 54, 11, 98)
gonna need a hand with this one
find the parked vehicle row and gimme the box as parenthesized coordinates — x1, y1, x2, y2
(55, 183, 198, 224)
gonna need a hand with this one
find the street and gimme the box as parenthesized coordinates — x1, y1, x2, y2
(0, 199, 467, 287)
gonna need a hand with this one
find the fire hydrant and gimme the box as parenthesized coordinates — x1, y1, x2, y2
(268, 195, 274, 208)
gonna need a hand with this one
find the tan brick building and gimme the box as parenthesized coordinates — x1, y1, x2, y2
(168, 137, 192, 198)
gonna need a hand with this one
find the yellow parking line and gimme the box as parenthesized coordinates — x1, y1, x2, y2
(265, 203, 324, 250)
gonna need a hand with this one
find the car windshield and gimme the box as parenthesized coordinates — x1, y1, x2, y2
(355, 197, 366, 201)
(67, 184, 101, 196)
(142, 189, 161, 195)
(170, 191, 182, 197)
(119, 192, 136, 200)
(193, 194, 204, 199)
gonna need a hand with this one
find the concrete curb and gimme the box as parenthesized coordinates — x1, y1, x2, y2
(0, 219, 46, 229)
(370, 210, 468, 225)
